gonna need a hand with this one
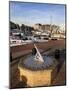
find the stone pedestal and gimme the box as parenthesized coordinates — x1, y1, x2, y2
(18, 44, 58, 87)
(18, 62, 58, 87)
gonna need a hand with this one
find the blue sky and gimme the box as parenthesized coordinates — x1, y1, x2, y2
(10, 1, 66, 26)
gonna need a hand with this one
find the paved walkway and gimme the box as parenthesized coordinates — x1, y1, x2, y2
(12, 50, 31, 59)
(52, 61, 66, 85)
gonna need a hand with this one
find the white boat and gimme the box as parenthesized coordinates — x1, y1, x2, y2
(10, 38, 34, 47)
(32, 38, 48, 43)
(10, 39, 26, 46)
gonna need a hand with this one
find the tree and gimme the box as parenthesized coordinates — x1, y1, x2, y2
(10, 21, 17, 29)
(16, 24, 20, 30)
(10, 21, 20, 30)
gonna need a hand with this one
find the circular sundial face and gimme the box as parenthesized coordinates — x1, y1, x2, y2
(19, 44, 57, 70)
(22, 55, 54, 70)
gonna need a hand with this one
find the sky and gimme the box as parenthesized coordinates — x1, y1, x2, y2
(10, 1, 66, 27)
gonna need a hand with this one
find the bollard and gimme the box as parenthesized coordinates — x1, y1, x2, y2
(55, 49, 60, 60)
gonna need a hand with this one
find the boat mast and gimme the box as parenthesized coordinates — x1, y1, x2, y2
(49, 16, 52, 38)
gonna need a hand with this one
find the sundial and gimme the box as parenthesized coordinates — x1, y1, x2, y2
(21, 44, 55, 70)
(18, 44, 58, 87)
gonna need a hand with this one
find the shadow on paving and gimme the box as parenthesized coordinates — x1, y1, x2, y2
(13, 81, 28, 89)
